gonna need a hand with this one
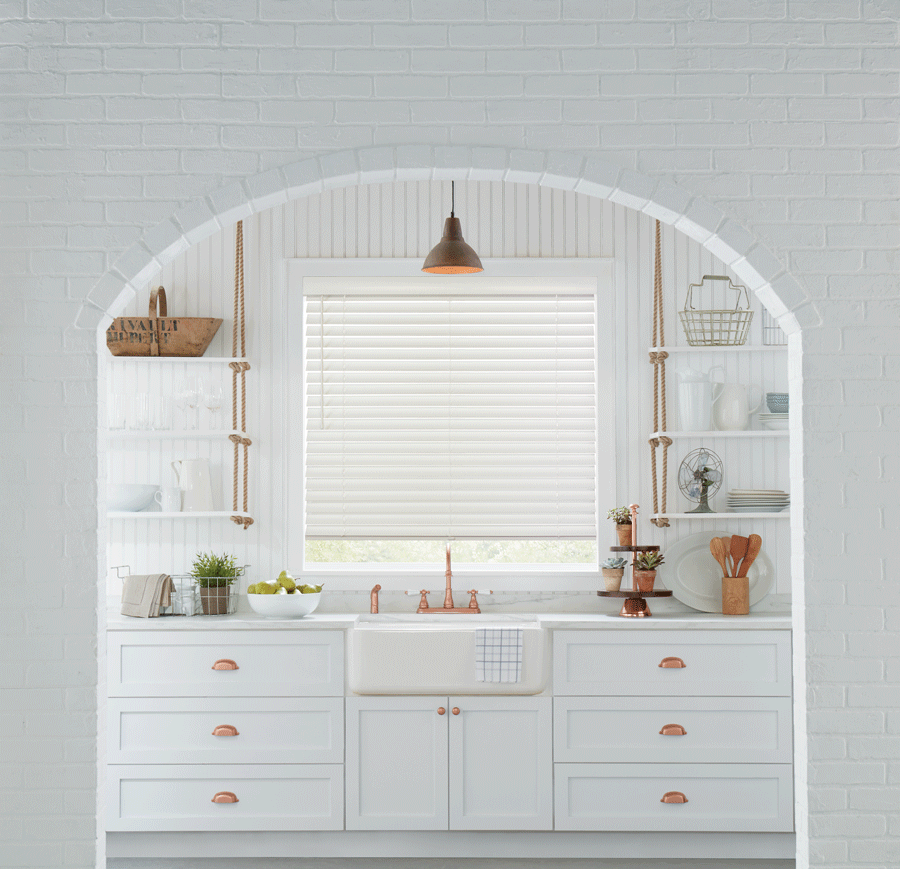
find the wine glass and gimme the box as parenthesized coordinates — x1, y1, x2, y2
(174, 377, 202, 430)
(203, 385, 224, 430)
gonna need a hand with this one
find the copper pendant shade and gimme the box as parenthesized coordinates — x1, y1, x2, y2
(422, 182, 483, 274)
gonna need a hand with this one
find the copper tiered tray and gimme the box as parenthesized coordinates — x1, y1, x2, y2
(597, 505, 672, 618)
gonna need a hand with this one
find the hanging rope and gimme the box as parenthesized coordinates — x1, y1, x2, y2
(230, 220, 253, 529)
(649, 219, 671, 528)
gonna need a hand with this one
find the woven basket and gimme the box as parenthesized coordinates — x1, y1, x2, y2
(106, 286, 223, 357)
(678, 275, 753, 347)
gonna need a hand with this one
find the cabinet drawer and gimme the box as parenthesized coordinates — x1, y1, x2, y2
(554, 696, 792, 764)
(554, 763, 793, 832)
(107, 764, 344, 831)
(553, 630, 791, 697)
(108, 697, 344, 764)
(107, 631, 344, 697)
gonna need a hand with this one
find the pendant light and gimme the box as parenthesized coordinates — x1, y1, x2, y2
(422, 181, 483, 274)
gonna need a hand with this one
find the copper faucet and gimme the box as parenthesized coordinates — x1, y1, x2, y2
(411, 544, 490, 614)
(370, 584, 381, 614)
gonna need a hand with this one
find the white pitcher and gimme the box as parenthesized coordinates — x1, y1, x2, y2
(711, 382, 763, 431)
(676, 365, 724, 431)
(171, 459, 214, 512)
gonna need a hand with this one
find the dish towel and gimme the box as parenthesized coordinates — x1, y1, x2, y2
(475, 628, 523, 683)
(121, 574, 175, 618)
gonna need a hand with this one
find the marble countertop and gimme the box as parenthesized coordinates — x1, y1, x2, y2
(106, 608, 791, 631)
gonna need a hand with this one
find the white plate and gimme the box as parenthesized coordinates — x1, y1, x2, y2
(727, 506, 788, 513)
(762, 419, 789, 430)
(663, 530, 775, 613)
(728, 489, 788, 494)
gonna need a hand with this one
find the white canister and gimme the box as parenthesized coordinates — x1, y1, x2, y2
(154, 486, 182, 512)
(171, 459, 214, 512)
(676, 365, 724, 432)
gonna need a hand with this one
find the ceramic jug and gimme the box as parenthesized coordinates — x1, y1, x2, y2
(711, 381, 763, 431)
(675, 365, 724, 431)
(171, 459, 214, 512)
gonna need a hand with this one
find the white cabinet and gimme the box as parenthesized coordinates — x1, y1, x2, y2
(346, 695, 552, 831)
(107, 630, 346, 832)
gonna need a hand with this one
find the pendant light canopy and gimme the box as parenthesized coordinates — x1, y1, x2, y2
(422, 181, 483, 274)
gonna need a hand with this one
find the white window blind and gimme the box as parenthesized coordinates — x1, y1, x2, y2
(303, 291, 598, 540)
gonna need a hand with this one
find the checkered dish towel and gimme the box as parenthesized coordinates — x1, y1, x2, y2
(475, 628, 523, 683)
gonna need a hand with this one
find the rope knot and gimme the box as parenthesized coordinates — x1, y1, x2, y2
(228, 361, 243, 374)
(228, 433, 243, 445)
(648, 350, 669, 365)
(659, 435, 673, 448)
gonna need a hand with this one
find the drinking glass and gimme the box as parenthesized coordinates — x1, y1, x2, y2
(203, 385, 224, 430)
(174, 378, 202, 430)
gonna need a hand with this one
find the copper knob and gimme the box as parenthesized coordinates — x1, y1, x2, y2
(211, 659, 239, 670)
(212, 725, 240, 737)
(659, 724, 687, 736)
(451, 707, 460, 715)
(658, 656, 686, 668)
(211, 791, 239, 803)
(437, 707, 446, 715)
(661, 791, 688, 803)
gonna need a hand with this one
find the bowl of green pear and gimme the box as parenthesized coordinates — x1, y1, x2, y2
(247, 571, 323, 618)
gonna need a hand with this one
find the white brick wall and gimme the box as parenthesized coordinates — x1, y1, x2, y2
(2, 3, 898, 867)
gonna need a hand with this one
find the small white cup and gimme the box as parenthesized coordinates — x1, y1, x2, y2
(155, 486, 181, 512)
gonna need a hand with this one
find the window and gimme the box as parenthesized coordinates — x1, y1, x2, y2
(287, 260, 615, 590)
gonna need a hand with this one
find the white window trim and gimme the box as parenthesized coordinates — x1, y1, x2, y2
(284, 258, 616, 592)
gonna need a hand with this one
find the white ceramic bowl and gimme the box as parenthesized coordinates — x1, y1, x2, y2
(247, 591, 321, 619)
(107, 483, 158, 512)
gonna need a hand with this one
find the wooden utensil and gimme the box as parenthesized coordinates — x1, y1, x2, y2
(719, 536, 733, 576)
(737, 534, 762, 578)
(709, 537, 729, 576)
(730, 535, 749, 579)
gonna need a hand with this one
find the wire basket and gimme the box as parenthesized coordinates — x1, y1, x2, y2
(114, 565, 246, 616)
(762, 308, 787, 346)
(679, 275, 753, 347)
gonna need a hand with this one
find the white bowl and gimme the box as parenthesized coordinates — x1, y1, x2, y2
(108, 483, 158, 511)
(247, 591, 321, 619)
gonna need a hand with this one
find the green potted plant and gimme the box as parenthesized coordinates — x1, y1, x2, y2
(607, 506, 633, 547)
(632, 551, 665, 593)
(600, 556, 627, 592)
(191, 552, 240, 615)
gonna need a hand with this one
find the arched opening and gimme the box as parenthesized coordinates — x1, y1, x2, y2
(92, 148, 810, 865)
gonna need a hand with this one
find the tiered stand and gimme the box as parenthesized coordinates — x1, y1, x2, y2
(597, 504, 672, 618)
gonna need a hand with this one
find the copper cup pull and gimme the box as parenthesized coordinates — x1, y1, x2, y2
(212, 725, 240, 737)
(661, 791, 688, 803)
(211, 791, 239, 803)
(659, 723, 687, 736)
(437, 707, 446, 715)
(658, 656, 686, 668)
(211, 659, 239, 670)
(451, 707, 460, 715)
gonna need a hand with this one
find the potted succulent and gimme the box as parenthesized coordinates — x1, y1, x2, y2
(191, 551, 240, 615)
(601, 556, 627, 592)
(607, 506, 633, 547)
(632, 551, 665, 593)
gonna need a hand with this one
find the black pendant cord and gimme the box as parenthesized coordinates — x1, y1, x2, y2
(450, 180, 455, 218)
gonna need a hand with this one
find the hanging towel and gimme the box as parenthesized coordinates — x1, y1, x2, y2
(475, 628, 523, 683)
(121, 574, 175, 618)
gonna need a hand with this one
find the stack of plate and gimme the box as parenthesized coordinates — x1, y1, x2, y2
(727, 489, 790, 513)
(759, 412, 788, 431)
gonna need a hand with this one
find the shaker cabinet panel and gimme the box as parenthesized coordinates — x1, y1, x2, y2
(345, 696, 448, 831)
(107, 764, 344, 832)
(554, 763, 793, 832)
(107, 630, 344, 697)
(554, 696, 792, 765)
(553, 630, 791, 697)
(108, 697, 344, 765)
(448, 696, 552, 831)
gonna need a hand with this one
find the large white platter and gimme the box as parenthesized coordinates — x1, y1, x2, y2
(663, 530, 775, 613)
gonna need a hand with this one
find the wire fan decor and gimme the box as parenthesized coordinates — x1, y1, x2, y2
(677, 447, 723, 514)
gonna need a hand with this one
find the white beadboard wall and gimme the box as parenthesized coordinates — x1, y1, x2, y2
(105, 181, 789, 597)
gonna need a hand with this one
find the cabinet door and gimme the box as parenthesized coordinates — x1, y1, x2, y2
(448, 696, 552, 831)
(345, 696, 448, 830)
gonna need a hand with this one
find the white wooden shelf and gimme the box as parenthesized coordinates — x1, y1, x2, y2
(106, 357, 250, 364)
(108, 511, 253, 520)
(653, 513, 790, 521)
(651, 430, 788, 439)
(647, 345, 786, 354)
(106, 430, 247, 440)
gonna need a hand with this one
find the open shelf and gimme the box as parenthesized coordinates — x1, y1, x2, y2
(108, 511, 253, 520)
(106, 430, 247, 440)
(653, 513, 790, 521)
(106, 357, 250, 364)
(651, 430, 788, 439)
(647, 345, 786, 354)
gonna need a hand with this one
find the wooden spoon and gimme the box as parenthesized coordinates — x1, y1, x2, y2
(719, 536, 733, 576)
(709, 537, 729, 576)
(738, 534, 762, 577)
(730, 534, 749, 579)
